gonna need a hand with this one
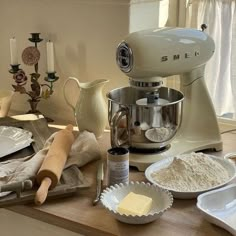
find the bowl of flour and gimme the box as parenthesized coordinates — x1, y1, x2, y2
(145, 152, 236, 199)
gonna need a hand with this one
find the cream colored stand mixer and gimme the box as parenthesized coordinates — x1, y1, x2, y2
(107, 26, 222, 171)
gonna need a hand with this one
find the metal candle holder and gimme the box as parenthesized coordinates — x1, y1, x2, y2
(45, 72, 59, 94)
(9, 64, 20, 74)
(9, 33, 58, 121)
(28, 33, 43, 44)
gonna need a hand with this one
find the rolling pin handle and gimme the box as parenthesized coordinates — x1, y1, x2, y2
(35, 177, 52, 205)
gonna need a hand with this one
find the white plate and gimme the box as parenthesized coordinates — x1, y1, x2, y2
(197, 184, 236, 236)
(145, 154, 236, 199)
(0, 126, 33, 158)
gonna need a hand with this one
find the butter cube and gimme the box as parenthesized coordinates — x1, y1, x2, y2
(117, 192, 153, 216)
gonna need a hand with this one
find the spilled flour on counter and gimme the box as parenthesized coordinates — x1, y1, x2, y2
(151, 152, 230, 192)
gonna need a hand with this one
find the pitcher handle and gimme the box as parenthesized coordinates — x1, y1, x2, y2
(110, 107, 130, 147)
(63, 77, 80, 112)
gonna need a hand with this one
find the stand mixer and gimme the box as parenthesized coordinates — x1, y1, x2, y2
(107, 27, 222, 171)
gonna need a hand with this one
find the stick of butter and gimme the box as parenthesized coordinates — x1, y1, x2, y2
(117, 192, 153, 216)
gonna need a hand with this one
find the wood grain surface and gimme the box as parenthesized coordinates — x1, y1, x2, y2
(5, 125, 236, 236)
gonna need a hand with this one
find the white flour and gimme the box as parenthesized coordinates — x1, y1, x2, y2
(145, 128, 169, 142)
(151, 152, 230, 192)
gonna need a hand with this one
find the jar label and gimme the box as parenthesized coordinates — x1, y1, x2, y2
(107, 160, 129, 185)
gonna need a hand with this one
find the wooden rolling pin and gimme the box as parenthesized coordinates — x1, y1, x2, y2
(34, 124, 75, 205)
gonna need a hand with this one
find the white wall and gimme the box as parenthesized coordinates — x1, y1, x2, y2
(0, 0, 179, 124)
(0, 0, 130, 123)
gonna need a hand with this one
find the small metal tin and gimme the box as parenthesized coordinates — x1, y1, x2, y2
(107, 147, 129, 186)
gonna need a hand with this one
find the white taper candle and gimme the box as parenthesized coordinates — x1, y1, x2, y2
(46, 41, 55, 73)
(10, 37, 18, 65)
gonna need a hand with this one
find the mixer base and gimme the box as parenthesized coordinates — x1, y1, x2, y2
(129, 138, 223, 171)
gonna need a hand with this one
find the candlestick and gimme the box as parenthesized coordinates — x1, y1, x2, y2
(9, 64, 20, 74)
(44, 72, 59, 95)
(28, 33, 43, 44)
(46, 41, 54, 73)
(10, 37, 18, 65)
(45, 72, 59, 83)
(9, 33, 58, 122)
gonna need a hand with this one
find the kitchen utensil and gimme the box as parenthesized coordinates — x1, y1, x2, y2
(145, 154, 236, 199)
(100, 181, 173, 224)
(0, 165, 90, 207)
(197, 183, 236, 236)
(93, 160, 104, 205)
(0, 180, 33, 198)
(107, 26, 222, 171)
(34, 124, 74, 205)
(63, 77, 109, 138)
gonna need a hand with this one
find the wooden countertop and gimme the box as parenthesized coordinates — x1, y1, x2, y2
(7, 128, 236, 236)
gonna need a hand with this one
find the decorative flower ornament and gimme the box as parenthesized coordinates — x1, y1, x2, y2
(13, 69, 27, 86)
(22, 46, 40, 66)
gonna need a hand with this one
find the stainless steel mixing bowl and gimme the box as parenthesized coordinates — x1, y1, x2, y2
(107, 86, 184, 150)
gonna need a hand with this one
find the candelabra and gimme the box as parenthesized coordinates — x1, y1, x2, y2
(9, 33, 58, 121)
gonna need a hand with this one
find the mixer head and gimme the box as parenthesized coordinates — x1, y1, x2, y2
(116, 40, 162, 91)
(116, 27, 215, 90)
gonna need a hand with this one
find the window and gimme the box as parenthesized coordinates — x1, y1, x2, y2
(184, 0, 236, 119)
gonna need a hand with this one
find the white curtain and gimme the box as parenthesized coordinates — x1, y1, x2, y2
(186, 0, 236, 118)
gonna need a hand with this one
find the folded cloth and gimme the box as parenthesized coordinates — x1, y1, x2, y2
(0, 130, 101, 197)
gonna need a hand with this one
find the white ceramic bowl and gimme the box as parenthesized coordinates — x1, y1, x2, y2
(100, 181, 173, 224)
(197, 184, 236, 236)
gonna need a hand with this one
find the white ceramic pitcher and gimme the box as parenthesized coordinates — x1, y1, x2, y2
(63, 77, 109, 138)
